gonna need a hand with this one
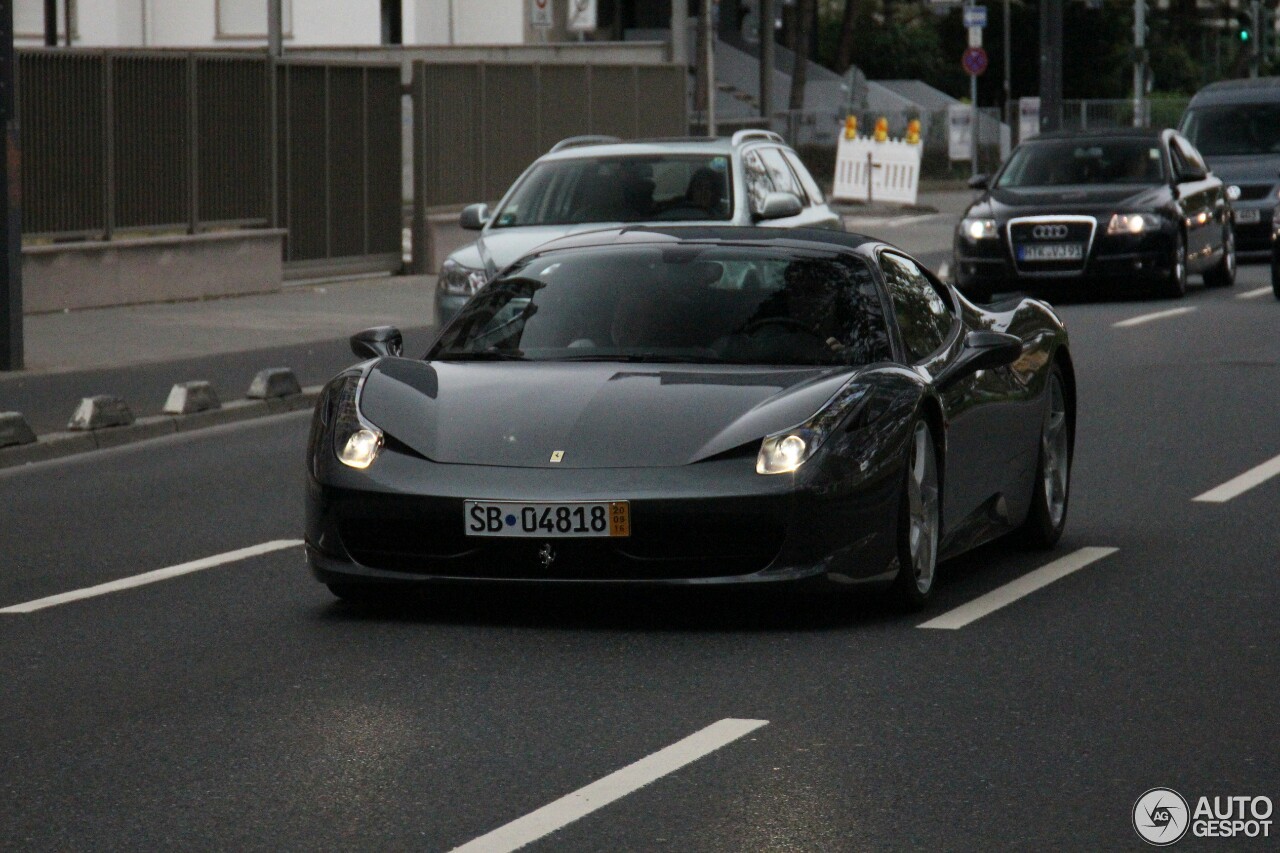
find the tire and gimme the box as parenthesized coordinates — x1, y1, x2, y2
(1272, 257, 1280, 300)
(1156, 230, 1188, 299)
(1014, 367, 1072, 549)
(1203, 226, 1236, 289)
(890, 419, 941, 609)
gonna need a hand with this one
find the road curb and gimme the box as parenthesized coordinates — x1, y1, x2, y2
(0, 386, 322, 470)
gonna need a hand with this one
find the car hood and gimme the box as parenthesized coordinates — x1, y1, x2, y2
(973, 185, 1168, 218)
(357, 358, 854, 468)
(1202, 154, 1280, 185)
(473, 224, 625, 276)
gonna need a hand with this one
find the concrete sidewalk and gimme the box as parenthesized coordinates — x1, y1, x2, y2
(17, 273, 438, 376)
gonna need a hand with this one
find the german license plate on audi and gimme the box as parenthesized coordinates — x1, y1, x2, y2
(464, 500, 631, 537)
(1236, 209, 1261, 224)
(1018, 243, 1083, 262)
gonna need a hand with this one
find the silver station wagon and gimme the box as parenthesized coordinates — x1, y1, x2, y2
(435, 131, 843, 325)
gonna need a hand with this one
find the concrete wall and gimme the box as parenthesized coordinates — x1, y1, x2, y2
(15, 0, 381, 47)
(23, 230, 286, 314)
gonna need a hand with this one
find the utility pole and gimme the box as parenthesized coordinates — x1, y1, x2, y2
(760, 0, 774, 131)
(1003, 0, 1011, 130)
(267, 0, 283, 58)
(1250, 0, 1261, 77)
(704, 0, 716, 136)
(671, 0, 688, 68)
(1133, 0, 1146, 127)
(968, 0, 978, 177)
(1039, 0, 1063, 132)
(1, 0, 22, 371)
(63, 0, 72, 45)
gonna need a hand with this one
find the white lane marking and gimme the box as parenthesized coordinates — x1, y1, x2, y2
(1193, 453, 1280, 503)
(449, 718, 769, 853)
(918, 546, 1119, 630)
(1236, 286, 1272, 300)
(1112, 306, 1197, 328)
(0, 540, 303, 614)
(845, 214, 940, 228)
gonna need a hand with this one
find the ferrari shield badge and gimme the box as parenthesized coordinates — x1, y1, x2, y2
(538, 542, 556, 569)
(550, 450, 564, 463)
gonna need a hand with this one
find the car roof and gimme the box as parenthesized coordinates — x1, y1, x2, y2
(537, 131, 790, 162)
(1027, 127, 1165, 142)
(1188, 77, 1280, 107)
(518, 225, 884, 257)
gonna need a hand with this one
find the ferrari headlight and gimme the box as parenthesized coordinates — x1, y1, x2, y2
(438, 259, 488, 296)
(1107, 212, 1161, 235)
(757, 428, 821, 474)
(332, 374, 383, 469)
(961, 218, 998, 240)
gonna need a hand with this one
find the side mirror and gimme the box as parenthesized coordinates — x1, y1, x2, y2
(967, 173, 990, 190)
(755, 191, 804, 221)
(459, 203, 490, 231)
(935, 330, 1022, 387)
(350, 326, 403, 359)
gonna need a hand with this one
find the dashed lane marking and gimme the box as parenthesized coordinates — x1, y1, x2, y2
(1236, 286, 1272, 300)
(1193, 453, 1280, 503)
(917, 546, 1119, 630)
(1112, 306, 1197, 328)
(449, 718, 769, 853)
(0, 540, 304, 614)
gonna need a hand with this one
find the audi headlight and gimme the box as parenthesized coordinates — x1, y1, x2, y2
(1107, 212, 1161, 235)
(961, 218, 998, 241)
(438, 259, 488, 296)
(331, 374, 383, 469)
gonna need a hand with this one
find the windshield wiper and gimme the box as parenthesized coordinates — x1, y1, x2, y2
(434, 349, 528, 361)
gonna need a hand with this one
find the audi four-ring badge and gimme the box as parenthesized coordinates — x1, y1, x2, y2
(954, 128, 1236, 301)
(306, 227, 1074, 611)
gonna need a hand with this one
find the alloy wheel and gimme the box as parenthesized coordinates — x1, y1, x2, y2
(907, 421, 940, 595)
(1042, 375, 1070, 529)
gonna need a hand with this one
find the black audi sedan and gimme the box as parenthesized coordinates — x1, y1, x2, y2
(954, 128, 1235, 301)
(306, 227, 1074, 610)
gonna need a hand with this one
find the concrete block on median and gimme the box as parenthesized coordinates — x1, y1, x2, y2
(247, 368, 301, 400)
(164, 380, 222, 415)
(67, 395, 135, 431)
(0, 412, 37, 448)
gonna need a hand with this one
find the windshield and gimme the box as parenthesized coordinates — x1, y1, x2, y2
(995, 139, 1166, 188)
(490, 155, 734, 227)
(429, 245, 893, 367)
(1180, 104, 1280, 157)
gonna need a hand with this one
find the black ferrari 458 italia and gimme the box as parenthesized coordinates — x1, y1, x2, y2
(306, 227, 1075, 608)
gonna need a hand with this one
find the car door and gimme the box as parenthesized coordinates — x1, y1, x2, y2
(1177, 134, 1229, 262)
(1170, 134, 1218, 266)
(878, 251, 987, 534)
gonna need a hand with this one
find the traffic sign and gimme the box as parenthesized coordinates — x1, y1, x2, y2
(963, 6, 987, 27)
(531, 0, 552, 29)
(962, 46, 988, 76)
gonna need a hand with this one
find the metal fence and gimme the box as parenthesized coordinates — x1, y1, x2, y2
(1060, 98, 1190, 133)
(411, 61, 688, 208)
(276, 61, 402, 274)
(18, 50, 402, 275)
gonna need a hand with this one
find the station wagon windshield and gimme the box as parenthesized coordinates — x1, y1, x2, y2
(430, 245, 892, 367)
(490, 156, 735, 226)
(1180, 104, 1280, 157)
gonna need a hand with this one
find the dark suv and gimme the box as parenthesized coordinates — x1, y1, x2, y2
(1179, 78, 1280, 259)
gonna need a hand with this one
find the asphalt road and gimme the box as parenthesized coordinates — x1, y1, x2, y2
(1, 265, 1277, 850)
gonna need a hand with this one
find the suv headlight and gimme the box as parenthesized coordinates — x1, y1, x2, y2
(1107, 212, 1162, 235)
(331, 374, 383, 470)
(961, 218, 998, 240)
(438, 259, 488, 296)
